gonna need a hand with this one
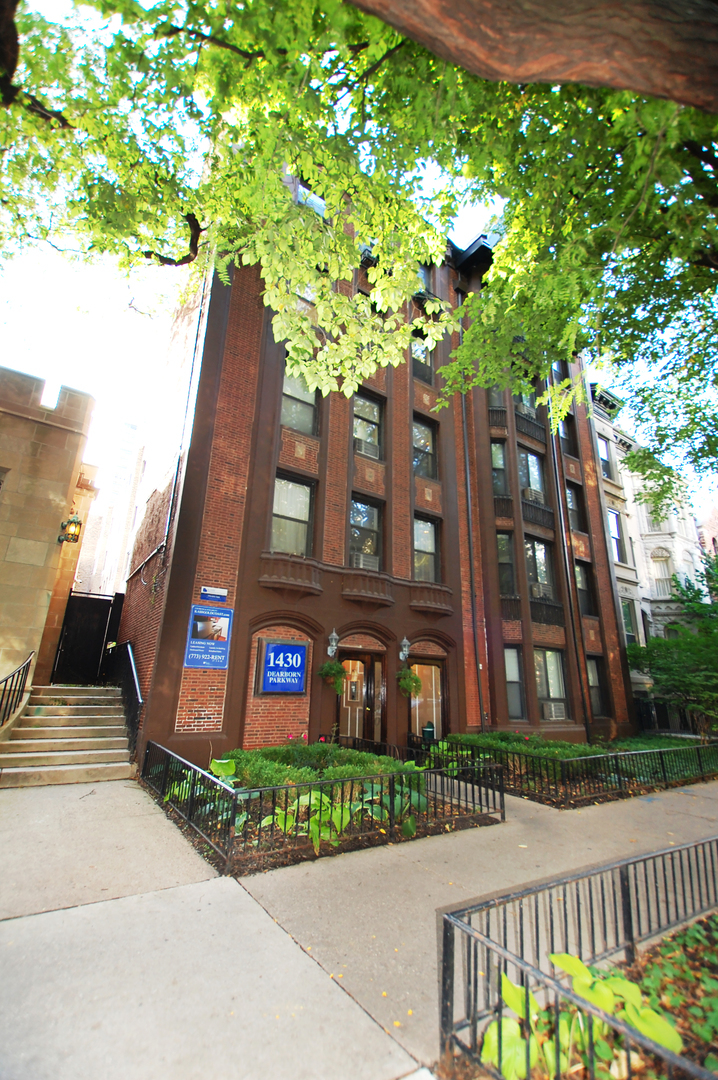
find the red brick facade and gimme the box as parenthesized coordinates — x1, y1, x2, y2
(122, 247, 634, 766)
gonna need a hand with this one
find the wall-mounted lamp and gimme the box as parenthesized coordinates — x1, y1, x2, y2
(58, 513, 82, 544)
(327, 628, 339, 658)
(399, 636, 411, 662)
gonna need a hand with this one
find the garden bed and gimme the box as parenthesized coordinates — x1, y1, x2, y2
(430, 733, 718, 807)
(141, 741, 505, 875)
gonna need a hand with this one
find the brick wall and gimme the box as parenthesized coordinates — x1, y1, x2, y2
(353, 455, 385, 497)
(339, 632, 386, 651)
(414, 476, 442, 514)
(392, 356, 411, 579)
(243, 624, 313, 747)
(118, 479, 174, 710)
(410, 639, 448, 658)
(323, 395, 350, 565)
(174, 266, 264, 733)
(279, 429, 320, 474)
(532, 623, 566, 647)
(502, 620, 523, 642)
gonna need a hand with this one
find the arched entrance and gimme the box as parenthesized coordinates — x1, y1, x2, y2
(337, 632, 386, 742)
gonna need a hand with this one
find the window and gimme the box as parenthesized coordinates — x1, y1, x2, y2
(558, 414, 578, 457)
(518, 449, 544, 495)
(271, 476, 313, 556)
(534, 649, 568, 718)
(644, 510, 664, 533)
(414, 516, 439, 582)
(621, 599, 637, 644)
(525, 538, 553, 597)
(413, 420, 437, 479)
(354, 394, 382, 458)
(349, 498, 382, 571)
(575, 563, 596, 616)
(665, 625, 680, 640)
(411, 335, 433, 384)
(597, 436, 612, 479)
(566, 483, 586, 532)
(491, 442, 508, 495)
(607, 510, 626, 563)
(586, 657, 608, 716)
(641, 610, 652, 642)
(416, 264, 432, 294)
(497, 533, 515, 594)
(488, 385, 504, 408)
(514, 390, 537, 414)
(552, 358, 569, 383)
(281, 371, 317, 436)
(653, 557, 672, 597)
(297, 183, 325, 217)
(504, 647, 524, 719)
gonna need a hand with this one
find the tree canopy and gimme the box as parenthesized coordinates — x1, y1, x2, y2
(2, 0, 717, 498)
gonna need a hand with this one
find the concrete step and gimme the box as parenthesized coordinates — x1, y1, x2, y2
(19, 714, 125, 729)
(25, 704, 124, 717)
(0, 761, 133, 787)
(28, 696, 123, 708)
(30, 685, 122, 698)
(11, 724, 127, 740)
(0, 747, 131, 768)
(3, 737, 129, 753)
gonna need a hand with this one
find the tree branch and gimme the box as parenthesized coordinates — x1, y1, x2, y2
(349, 0, 718, 113)
(161, 24, 266, 62)
(143, 212, 204, 266)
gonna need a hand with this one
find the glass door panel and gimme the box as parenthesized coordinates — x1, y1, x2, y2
(339, 659, 365, 739)
(409, 663, 443, 739)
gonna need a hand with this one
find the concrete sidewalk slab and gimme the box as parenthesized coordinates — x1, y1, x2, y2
(241, 779, 718, 1064)
(0, 877, 417, 1080)
(0, 780, 216, 920)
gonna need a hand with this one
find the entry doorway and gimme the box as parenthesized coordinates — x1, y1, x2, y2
(338, 653, 385, 742)
(409, 661, 444, 740)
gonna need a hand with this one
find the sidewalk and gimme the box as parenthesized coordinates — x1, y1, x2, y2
(1, 777, 716, 1077)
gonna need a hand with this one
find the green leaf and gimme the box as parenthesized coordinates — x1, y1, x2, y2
(550, 954, 592, 982)
(623, 1004, 683, 1054)
(401, 814, 417, 838)
(501, 973, 539, 1020)
(573, 977, 616, 1015)
(603, 976, 643, 1009)
(209, 757, 236, 778)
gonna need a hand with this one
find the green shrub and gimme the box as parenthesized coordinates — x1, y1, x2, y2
(445, 732, 703, 760)
(224, 749, 316, 789)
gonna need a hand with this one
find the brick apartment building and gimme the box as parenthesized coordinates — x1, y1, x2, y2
(120, 241, 633, 768)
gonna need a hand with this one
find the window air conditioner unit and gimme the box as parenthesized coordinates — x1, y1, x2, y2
(516, 402, 536, 418)
(530, 583, 554, 600)
(543, 702, 566, 720)
(351, 552, 380, 572)
(354, 438, 380, 460)
(523, 487, 545, 504)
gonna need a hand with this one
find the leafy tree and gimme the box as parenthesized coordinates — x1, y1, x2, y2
(627, 556, 718, 736)
(1, 0, 717, 500)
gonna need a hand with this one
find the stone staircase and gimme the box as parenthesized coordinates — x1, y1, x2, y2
(0, 685, 132, 788)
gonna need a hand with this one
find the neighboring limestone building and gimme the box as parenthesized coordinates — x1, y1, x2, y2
(119, 241, 634, 770)
(590, 385, 704, 725)
(0, 367, 94, 681)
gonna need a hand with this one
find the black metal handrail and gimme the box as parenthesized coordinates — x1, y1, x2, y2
(440, 836, 718, 1079)
(102, 640, 143, 752)
(0, 652, 33, 727)
(142, 741, 505, 871)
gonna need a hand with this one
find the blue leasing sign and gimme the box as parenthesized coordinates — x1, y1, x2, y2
(261, 641, 308, 694)
(184, 605, 234, 669)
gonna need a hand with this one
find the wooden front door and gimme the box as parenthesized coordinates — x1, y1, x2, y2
(338, 653, 384, 742)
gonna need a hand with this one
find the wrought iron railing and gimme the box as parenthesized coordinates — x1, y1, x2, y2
(102, 640, 143, 752)
(440, 836, 718, 1079)
(493, 495, 513, 519)
(521, 499, 555, 529)
(515, 410, 547, 443)
(142, 741, 505, 872)
(488, 407, 508, 429)
(0, 652, 33, 727)
(500, 595, 522, 620)
(438, 741, 718, 806)
(529, 597, 566, 625)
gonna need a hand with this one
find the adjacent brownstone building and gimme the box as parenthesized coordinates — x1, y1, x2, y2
(121, 242, 633, 768)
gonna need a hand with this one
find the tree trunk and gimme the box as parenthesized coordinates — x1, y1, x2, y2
(349, 0, 718, 113)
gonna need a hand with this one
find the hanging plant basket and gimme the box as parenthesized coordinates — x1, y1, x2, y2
(317, 660, 346, 695)
(396, 666, 422, 698)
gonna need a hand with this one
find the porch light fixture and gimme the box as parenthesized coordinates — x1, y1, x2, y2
(399, 636, 410, 662)
(327, 628, 339, 658)
(58, 513, 82, 544)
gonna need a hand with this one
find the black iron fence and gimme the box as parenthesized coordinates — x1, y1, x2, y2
(0, 652, 33, 728)
(440, 836, 718, 1079)
(102, 640, 143, 752)
(420, 740, 718, 807)
(142, 741, 505, 872)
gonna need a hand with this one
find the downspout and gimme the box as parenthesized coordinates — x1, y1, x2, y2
(547, 370, 592, 744)
(456, 289, 487, 732)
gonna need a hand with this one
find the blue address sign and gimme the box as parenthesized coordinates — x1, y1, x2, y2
(261, 641, 308, 694)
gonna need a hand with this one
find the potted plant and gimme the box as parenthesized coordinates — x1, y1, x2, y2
(396, 666, 422, 698)
(317, 660, 346, 694)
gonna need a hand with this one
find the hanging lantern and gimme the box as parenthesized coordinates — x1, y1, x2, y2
(58, 513, 82, 544)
